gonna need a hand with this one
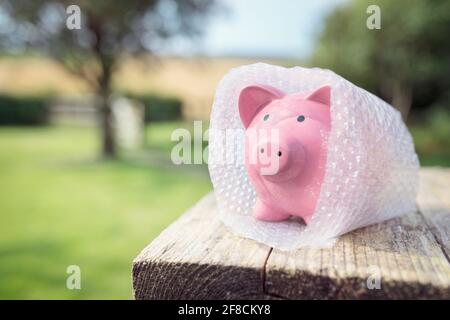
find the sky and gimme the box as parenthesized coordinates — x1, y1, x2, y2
(162, 0, 347, 59)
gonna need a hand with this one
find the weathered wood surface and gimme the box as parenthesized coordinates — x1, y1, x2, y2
(133, 168, 450, 299)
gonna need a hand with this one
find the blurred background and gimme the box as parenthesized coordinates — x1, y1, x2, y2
(0, 0, 448, 299)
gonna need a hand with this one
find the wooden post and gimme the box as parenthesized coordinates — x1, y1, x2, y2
(132, 168, 450, 299)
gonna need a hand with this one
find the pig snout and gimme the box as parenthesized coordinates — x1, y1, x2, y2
(251, 140, 306, 179)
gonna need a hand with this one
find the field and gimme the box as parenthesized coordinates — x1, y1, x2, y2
(0, 56, 282, 120)
(0, 123, 211, 299)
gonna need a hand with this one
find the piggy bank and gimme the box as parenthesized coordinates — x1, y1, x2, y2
(209, 63, 418, 250)
(238, 84, 331, 224)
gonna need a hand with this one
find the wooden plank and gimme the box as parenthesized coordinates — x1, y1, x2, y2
(133, 168, 450, 299)
(416, 168, 450, 261)
(132, 194, 272, 299)
(265, 214, 450, 299)
(265, 168, 450, 299)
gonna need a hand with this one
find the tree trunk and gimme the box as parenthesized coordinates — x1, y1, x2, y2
(97, 51, 116, 159)
(99, 91, 116, 158)
(86, 15, 117, 159)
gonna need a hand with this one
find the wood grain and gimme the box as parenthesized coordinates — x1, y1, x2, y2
(132, 194, 272, 299)
(133, 168, 450, 299)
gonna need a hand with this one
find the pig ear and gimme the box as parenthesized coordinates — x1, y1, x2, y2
(238, 85, 284, 128)
(306, 86, 331, 107)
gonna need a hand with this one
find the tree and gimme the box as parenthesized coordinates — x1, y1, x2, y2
(311, 0, 450, 120)
(0, 0, 218, 157)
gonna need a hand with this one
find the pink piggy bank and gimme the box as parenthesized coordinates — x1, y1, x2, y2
(238, 84, 331, 224)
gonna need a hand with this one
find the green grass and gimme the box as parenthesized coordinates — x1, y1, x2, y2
(0, 124, 211, 299)
(411, 126, 450, 166)
(145, 120, 209, 152)
(409, 108, 450, 167)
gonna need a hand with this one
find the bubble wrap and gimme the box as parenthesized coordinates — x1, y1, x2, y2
(208, 63, 419, 250)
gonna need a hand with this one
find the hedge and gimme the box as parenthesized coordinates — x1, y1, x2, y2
(0, 93, 182, 125)
(0, 95, 49, 125)
(124, 93, 182, 122)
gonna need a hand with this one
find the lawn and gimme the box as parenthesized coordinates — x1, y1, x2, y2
(0, 123, 211, 299)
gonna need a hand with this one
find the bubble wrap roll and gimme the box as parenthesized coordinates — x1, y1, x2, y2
(208, 63, 419, 250)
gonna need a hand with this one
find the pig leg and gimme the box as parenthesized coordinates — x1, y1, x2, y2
(253, 199, 291, 221)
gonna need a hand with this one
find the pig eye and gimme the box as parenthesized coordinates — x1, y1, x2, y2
(297, 115, 305, 122)
(263, 114, 269, 121)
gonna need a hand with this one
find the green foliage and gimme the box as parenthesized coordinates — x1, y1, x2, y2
(311, 0, 450, 116)
(0, 124, 211, 299)
(312, 0, 450, 165)
(125, 93, 182, 123)
(0, 95, 49, 125)
(410, 105, 450, 166)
